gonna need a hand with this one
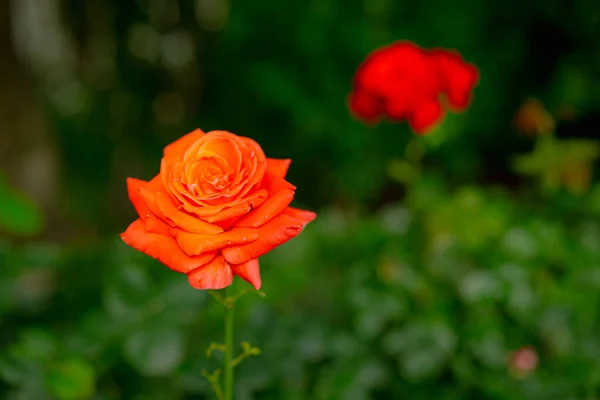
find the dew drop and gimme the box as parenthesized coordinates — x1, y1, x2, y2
(145, 214, 151, 219)
(227, 240, 231, 245)
(265, 214, 269, 219)
(242, 237, 247, 242)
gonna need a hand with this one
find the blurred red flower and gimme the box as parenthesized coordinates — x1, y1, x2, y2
(508, 345, 538, 378)
(348, 41, 479, 134)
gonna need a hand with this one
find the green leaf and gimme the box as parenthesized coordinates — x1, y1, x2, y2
(384, 321, 457, 380)
(387, 159, 418, 184)
(45, 358, 95, 400)
(512, 137, 600, 176)
(123, 326, 185, 376)
(103, 263, 153, 320)
(0, 172, 44, 236)
(12, 329, 57, 363)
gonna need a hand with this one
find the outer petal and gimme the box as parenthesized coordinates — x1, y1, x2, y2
(262, 173, 296, 193)
(141, 213, 172, 236)
(266, 159, 291, 178)
(232, 259, 261, 290)
(383, 97, 412, 121)
(127, 178, 151, 217)
(187, 255, 234, 290)
(430, 49, 479, 110)
(222, 207, 315, 265)
(283, 207, 317, 226)
(126, 178, 171, 235)
(121, 219, 217, 274)
(155, 192, 223, 234)
(348, 90, 382, 122)
(445, 63, 478, 110)
(176, 227, 259, 256)
(235, 189, 295, 228)
(163, 128, 205, 159)
(138, 175, 169, 220)
(407, 100, 443, 134)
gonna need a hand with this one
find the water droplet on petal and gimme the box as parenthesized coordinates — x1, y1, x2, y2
(242, 237, 247, 242)
(145, 214, 151, 219)
(265, 214, 269, 219)
(227, 240, 231, 245)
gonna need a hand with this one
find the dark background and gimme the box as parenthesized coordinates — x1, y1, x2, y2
(1, 0, 600, 399)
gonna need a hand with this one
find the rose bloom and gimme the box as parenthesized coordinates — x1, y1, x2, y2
(121, 129, 316, 290)
(348, 41, 479, 134)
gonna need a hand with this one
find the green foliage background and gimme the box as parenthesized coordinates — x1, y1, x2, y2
(1, 0, 600, 399)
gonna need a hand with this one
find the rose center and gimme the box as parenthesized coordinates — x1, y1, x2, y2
(179, 156, 236, 199)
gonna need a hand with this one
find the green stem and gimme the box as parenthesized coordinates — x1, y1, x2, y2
(223, 291, 235, 400)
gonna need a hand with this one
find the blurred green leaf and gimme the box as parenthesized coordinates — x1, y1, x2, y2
(387, 159, 418, 184)
(45, 358, 95, 400)
(0, 172, 44, 236)
(103, 263, 153, 320)
(11, 329, 57, 363)
(384, 320, 457, 380)
(123, 326, 185, 377)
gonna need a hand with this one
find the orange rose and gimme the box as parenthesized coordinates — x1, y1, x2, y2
(121, 129, 316, 290)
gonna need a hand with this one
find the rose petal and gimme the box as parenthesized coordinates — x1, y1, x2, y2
(137, 175, 168, 221)
(238, 136, 267, 163)
(430, 49, 479, 110)
(121, 219, 217, 274)
(187, 255, 233, 290)
(235, 189, 295, 228)
(126, 178, 151, 217)
(262, 173, 296, 193)
(384, 97, 412, 120)
(348, 90, 382, 122)
(126, 178, 171, 235)
(215, 216, 244, 231)
(182, 189, 268, 221)
(235, 160, 268, 200)
(127, 177, 171, 234)
(445, 63, 478, 110)
(164, 128, 205, 159)
(232, 258, 261, 290)
(191, 136, 242, 172)
(155, 191, 223, 234)
(266, 158, 291, 178)
(222, 207, 314, 265)
(282, 207, 317, 226)
(176, 227, 259, 256)
(203, 193, 268, 223)
(408, 100, 443, 134)
(141, 213, 172, 236)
